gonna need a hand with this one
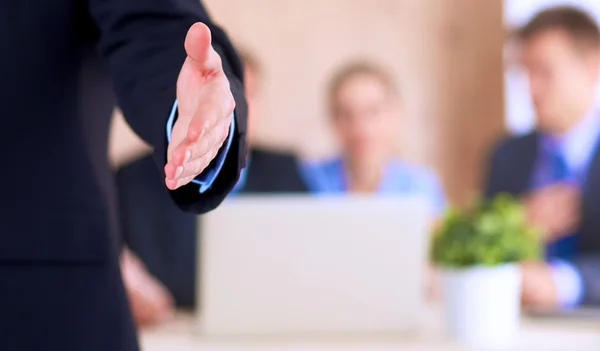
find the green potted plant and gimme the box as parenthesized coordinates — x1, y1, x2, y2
(432, 194, 541, 350)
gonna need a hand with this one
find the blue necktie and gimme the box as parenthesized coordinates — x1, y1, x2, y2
(545, 147, 578, 260)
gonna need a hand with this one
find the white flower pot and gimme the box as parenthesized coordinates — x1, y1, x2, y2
(441, 264, 521, 350)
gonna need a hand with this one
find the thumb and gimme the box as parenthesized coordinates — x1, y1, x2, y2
(184, 22, 217, 71)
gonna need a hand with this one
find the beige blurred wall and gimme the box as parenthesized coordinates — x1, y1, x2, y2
(204, 0, 505, 205)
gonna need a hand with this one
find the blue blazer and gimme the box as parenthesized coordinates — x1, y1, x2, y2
(301, 158, 446, 216)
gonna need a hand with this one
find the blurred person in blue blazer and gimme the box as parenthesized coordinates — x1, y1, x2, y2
(228, 50, 307, 194)
(485, 6, 600, 310)
(301, 62, 445, 216)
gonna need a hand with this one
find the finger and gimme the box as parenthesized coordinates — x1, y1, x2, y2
(166, 123, 229, 188)
(166, 112, 229, 177)
(165, 126, 215, 180)
(166, 174, 197, 191)
(176, 145, 221, 181)
(165, 165, 197, 189)
(185, 116, 232, 165)
(166, 131, 210, 176)
(184, 22, 222, 73)
(186, 82, 234, 142)
(166, 137, 194, 172)
(166, 112, 190, 164)
(164, 159, 186, 180)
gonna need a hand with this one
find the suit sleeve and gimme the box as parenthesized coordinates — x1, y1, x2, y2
(549, 259, 585, 308)
(88, 0, 248, 214)
(483, 140, 505, 198)
(572, 255, 600, 306)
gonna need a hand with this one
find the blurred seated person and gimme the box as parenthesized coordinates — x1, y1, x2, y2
(108, 113, 174, 327)
(119, 248, 173, 326)
(229, 50, 307, 193)
(111, 49, 308, 323)
(109, 113, 176, 327)
(485, 7, 600, 310)
(301, 61, 445, 216)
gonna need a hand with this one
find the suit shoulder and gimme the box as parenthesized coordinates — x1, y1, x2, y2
(490, 132, 538, 159)
(250, 148, 298, 165)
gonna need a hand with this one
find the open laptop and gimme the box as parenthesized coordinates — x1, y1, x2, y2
(197, 195, 432, 337)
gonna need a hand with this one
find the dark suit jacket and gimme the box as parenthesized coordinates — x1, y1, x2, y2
(1, 1, 246, 350)
(485, 132, 600, 306)
(117, 148, 307, 308)
(242, 148, 309, 193)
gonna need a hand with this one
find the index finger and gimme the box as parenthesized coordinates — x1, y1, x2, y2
(186, 81, 234, 142)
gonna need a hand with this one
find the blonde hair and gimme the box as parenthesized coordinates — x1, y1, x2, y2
(327, 61, 398, 113)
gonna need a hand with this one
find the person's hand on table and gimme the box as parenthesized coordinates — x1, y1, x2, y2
(524, 183, 580, 242)
(121, 249, 174, 326)
(164, 23, 236, 190)
(426, 263, 440, 302)
(426, 220, 443, 302)
(520, 261, 560, 311)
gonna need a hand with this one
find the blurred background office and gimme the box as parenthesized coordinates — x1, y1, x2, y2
(105, 0, 600, 349)
(113, 48, 310, 325)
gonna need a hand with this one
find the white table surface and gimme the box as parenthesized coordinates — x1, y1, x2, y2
(140, 307, 600, 351)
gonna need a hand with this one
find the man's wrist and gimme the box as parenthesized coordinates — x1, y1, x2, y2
(549, 259, 584, 309)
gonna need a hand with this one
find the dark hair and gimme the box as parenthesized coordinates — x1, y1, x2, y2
(517, 6, 600, 52)
(327, 61, 397, 111)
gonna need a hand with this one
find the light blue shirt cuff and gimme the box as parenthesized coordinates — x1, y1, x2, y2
(549, 259, 585, 309)
(166, 100, 235, 193)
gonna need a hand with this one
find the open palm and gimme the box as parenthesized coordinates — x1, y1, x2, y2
(165, 23, 235, 190)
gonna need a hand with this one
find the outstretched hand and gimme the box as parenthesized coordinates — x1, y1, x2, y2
(165, 23, 235, 190)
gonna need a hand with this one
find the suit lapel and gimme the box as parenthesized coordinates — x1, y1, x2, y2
(514, 132, 540, 195)
(579, 131, 600, 251)
(583, 135, 600, 190)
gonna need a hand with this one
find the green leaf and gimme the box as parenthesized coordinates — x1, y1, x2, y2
(431, 193, 542, 268)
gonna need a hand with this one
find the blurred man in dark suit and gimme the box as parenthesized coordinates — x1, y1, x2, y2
(229, 50, 308, 193)
(115, 49, 307, 315)
(485, 6, 600, 310)
(1, 1, 247, 350)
